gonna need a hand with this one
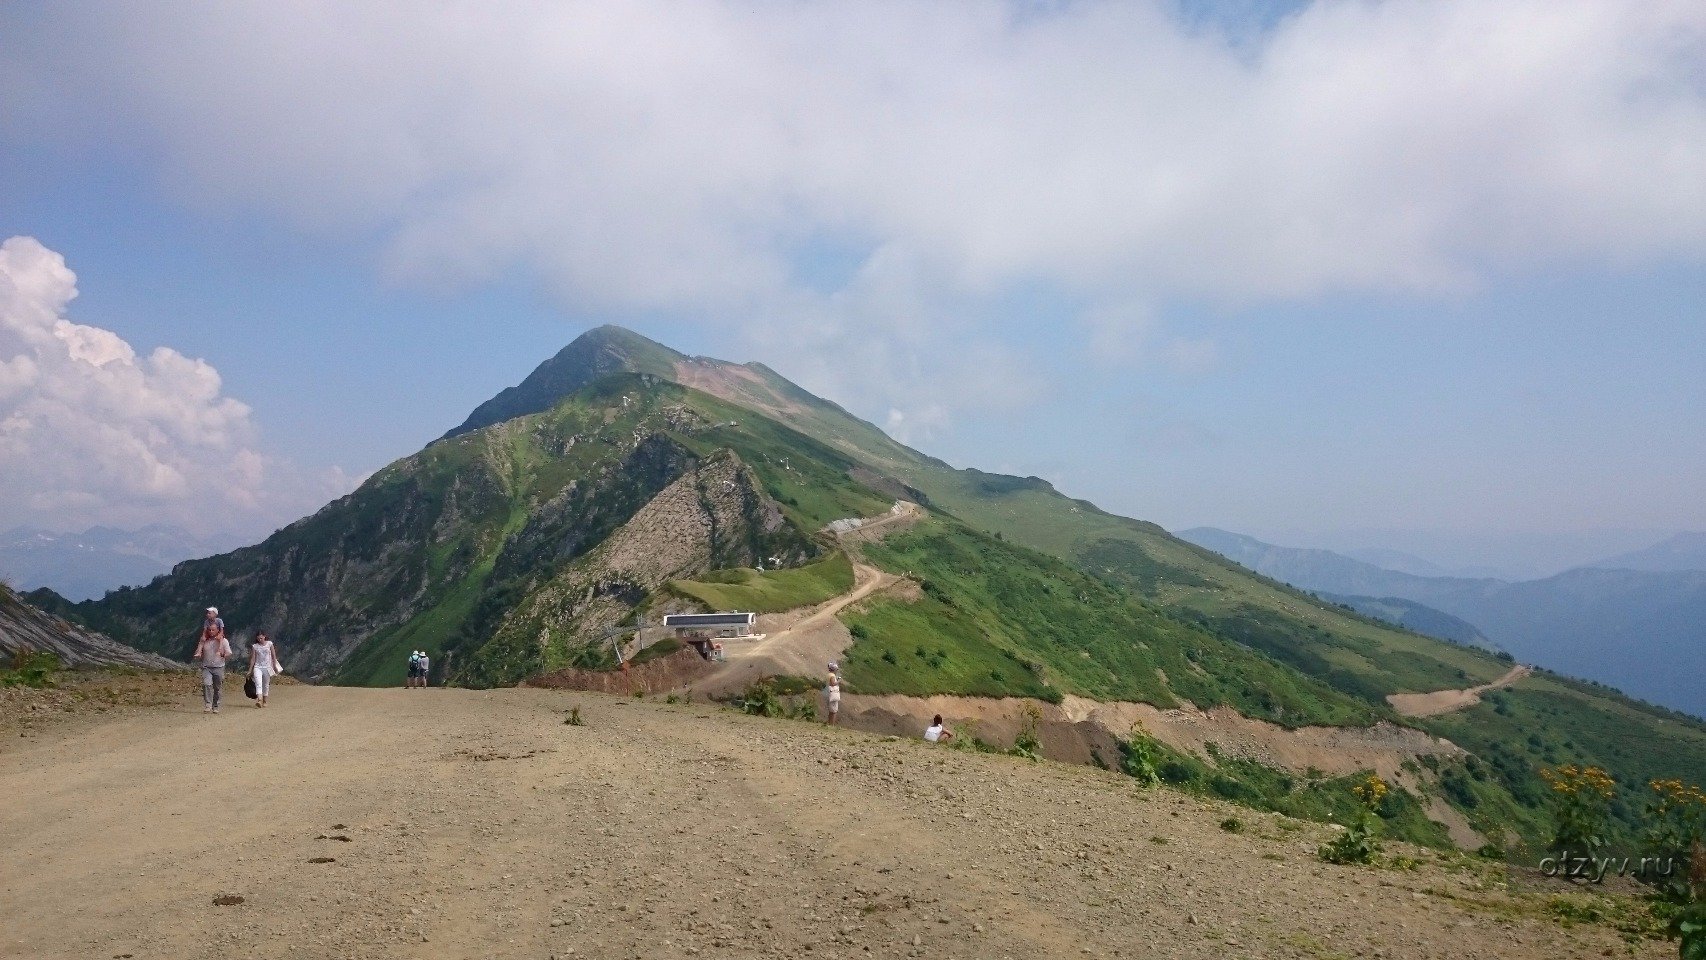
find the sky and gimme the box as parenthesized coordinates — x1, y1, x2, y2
(1, 0, 1703, 576)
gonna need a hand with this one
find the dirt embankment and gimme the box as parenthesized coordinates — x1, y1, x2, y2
(525, 647, 717, 695)
(839, 693, 1462, 781)
(1387, 664, 1533, 718)
(0, 682, 1663, 960)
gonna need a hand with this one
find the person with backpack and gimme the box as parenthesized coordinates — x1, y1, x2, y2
(406, 651, 422, 688)
(247, 632, 285, 708)
(191, 612, 232, 713)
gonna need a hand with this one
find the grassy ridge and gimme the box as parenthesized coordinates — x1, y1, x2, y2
(1422, 673, 1706, 844)
(843, 520, 1380, 728)
(669, 552, 854, 614)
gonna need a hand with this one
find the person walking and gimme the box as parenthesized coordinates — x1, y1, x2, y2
(824, 670, 841, 726)
(192, 615, 232, 714)
(248, 632, 285, 708)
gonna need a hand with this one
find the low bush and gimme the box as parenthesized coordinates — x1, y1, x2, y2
(0, 650, 58, 688)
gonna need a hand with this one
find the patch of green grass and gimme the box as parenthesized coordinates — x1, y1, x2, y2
(669, 551, 854, 614)
(1422, 674, 1706, 847)
(840, 594, 1055, 699)
(627, 637, 682, 666)
(0, 650, 58, 688)
(1118, 731, 1450, 847)
(848, 519, 1377, 727)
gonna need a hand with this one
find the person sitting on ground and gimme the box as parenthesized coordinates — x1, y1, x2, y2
(248, 631, 285, 708)
(925, 714, 954, 744)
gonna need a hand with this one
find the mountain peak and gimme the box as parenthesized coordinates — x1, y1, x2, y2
(442, 325, 686, 439)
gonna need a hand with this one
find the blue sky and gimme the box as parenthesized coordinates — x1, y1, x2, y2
(2, 0, 1702, 576)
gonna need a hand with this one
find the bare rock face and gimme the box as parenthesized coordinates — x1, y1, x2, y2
(468, 450, 812, 682)
(0, 586, 182, 670)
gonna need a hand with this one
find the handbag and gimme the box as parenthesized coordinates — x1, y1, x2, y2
(243, 674, 258, 700)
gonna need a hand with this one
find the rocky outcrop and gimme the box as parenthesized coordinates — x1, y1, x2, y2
(0, 585, 181, 670)
(463, 450, 814, 684)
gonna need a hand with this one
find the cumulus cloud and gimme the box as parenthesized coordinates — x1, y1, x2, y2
(3, 0, 1703, 426)
(0, 237, 353, 534)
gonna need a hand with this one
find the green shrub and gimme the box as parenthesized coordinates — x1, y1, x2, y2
(1318, 775, 1387, 866)
(1119, 726, 1162, 787)
(1009, 704, 1043, 760)
(0, 650, 58, 688)
(1540, 764, 1617, 855)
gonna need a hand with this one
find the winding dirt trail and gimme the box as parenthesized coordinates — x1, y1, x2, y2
(1386, 663, 1533, 717)
(685, 502, 921, 695)
(692, 561, 898, 695)
(0, 678, 1659, 960)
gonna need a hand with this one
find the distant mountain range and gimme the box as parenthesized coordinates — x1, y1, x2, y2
(1586, 531, 1706, 573)
(0, 525, 233, 602)
(1314, 593, 1492, 648)
(1336, 547, 1509, 580)
(1177, 527, 1706, 717)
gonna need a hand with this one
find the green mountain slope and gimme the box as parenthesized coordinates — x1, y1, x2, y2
(59, 325, 1706, 849)
(426, 327, 1706, 845)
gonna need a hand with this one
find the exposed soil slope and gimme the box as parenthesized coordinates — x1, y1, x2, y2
(1387, 664, 1533, 718)
(1, 683, 1663, 960)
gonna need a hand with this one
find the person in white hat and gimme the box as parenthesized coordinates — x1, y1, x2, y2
(192, 606, 230, 713)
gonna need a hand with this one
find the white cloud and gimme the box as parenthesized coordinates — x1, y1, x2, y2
(3, 0, 1703, 429)
(0, 237, 354, 535)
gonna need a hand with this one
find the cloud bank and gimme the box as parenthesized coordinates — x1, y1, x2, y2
(4, 0, 1704, 431)
(0, 237, 351, 535)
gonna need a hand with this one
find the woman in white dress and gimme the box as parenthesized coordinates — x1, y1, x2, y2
(248, 632, 285, 708)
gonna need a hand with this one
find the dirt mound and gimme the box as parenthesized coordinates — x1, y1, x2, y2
(524, 647, 715, 695)
(834, 692, 1476, 845)
(842, 693, 1462, 780)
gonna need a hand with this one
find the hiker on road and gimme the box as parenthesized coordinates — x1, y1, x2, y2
(192, 611, 232, 714)
(418, 651, 430, 687)
(248, 632, 284, 708)
(406, 651, 422, 688)
(824, 670, 841, 726)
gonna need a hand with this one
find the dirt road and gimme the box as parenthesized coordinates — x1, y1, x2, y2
(1386, 664, 1533, 718)
(694, 562, 898, 695)
(0, 680, 1658, 960)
